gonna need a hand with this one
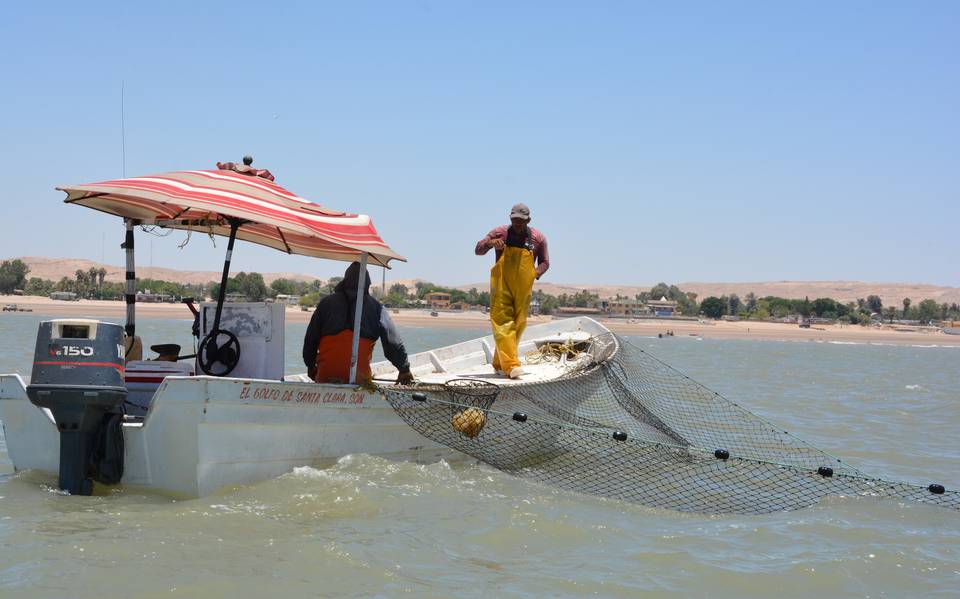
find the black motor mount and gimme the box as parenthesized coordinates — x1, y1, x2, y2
(25, 320, 127, 495)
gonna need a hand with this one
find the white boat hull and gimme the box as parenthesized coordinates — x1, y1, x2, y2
(0, 317, 609, 497)
(0, 375, 459, 497)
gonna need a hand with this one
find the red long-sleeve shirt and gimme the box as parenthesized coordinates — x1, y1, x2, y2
(475, 225, 550, 278)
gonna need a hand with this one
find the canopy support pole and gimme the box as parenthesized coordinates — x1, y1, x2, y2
(123, 220, 136, 338)
(349, 253, 368, 384)
(211, 219, 242, 333)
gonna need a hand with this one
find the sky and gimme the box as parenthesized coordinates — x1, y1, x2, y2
(0, 1, 957, 287)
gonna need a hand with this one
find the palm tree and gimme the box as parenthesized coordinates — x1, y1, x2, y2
(88, 267, 99, 299)
(97, 268, 107, 298)
(74, 269, 87, 296)
(902, 298, 912, 319)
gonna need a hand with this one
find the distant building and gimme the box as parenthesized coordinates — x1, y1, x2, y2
(647, 296, 679, 316)
(49, 291, 79, 301)
(274, 294, 301, 306)
(554, 306, 603, 316)
(225, 293, 248, 303)
(425, 292, 451, 310)
(529, 295, 540, 316)
(450, 300, 471, 311)
(607, 298, 643, 315)
(136, 292, 173, 303)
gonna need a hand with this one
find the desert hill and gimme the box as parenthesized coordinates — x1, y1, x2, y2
(9, 257, 960, 306)
(15, 257, 321, 286)
(458, 281, 960, 307)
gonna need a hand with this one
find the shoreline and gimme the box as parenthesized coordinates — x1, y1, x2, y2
(3, 295, 958, 347)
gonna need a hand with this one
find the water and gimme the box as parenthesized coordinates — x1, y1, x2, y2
(1, 313, 958, 597)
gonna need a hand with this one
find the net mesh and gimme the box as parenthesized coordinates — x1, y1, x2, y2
(382, 333, 959, 514)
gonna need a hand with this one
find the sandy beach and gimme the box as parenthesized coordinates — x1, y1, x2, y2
(3, 294, 957, 347)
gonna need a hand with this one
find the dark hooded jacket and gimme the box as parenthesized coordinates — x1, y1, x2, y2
(302, 262, 410, 374)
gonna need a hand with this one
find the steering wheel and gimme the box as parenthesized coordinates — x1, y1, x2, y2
(197, 329, 241, 376)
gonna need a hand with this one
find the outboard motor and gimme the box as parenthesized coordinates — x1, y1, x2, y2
(25, 319, 127, 495)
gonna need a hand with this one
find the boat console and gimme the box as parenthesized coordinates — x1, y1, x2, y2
(198, 301, 285, 380)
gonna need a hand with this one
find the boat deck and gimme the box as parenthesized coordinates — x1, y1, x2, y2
(411, 354, 590, 386)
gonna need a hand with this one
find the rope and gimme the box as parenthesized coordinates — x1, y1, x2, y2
(524, 339, 585, 364)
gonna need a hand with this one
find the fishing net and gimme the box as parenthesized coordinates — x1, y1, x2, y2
(382, 333, 959, 514)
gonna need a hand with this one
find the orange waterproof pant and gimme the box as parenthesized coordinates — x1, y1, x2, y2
(314, 330, 374, 384)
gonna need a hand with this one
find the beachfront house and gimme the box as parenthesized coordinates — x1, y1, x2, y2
(425, 292, 451, 310)
(647, 296, 679, 317)
(607, 298, 643, 316)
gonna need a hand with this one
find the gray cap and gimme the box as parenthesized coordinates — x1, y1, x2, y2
(509, 203, 531, 221)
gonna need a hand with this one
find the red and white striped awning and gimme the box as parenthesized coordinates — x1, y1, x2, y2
(57, 168, 405, 267)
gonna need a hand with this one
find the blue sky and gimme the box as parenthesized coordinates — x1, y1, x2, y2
(1, 1, 957, 286)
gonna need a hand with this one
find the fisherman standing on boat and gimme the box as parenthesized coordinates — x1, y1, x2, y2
(475, 203, 550, 379)
(303, 262, 415, 385)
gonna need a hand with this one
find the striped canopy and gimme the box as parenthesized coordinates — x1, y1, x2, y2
(58, 169, 405, 267)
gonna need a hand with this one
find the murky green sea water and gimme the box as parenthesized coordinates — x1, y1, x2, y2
(1, 313, 958, 597)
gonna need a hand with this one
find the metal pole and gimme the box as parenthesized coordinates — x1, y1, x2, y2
(212, 219, 241, 333)
(349, 253, 368, 384)
(123, 220, 136, 338)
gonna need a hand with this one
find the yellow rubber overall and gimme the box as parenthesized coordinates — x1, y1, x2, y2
(489, 244, 536, 373)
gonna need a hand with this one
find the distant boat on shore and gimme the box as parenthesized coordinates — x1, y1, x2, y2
(943, 322, 960, 335)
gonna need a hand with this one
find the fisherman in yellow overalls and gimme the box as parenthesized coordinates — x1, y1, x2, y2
(475, 204, 550, 379)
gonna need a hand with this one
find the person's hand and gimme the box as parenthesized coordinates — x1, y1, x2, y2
(396, 370, 415, 385)
(489, 238, 506, 250)
(307, 366, 317, 381)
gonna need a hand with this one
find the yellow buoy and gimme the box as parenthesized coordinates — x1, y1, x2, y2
(451, 407, 487, 438)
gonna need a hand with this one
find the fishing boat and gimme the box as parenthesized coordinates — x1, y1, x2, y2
(0, 160, 613, 497)
(0, 316, 607, 497)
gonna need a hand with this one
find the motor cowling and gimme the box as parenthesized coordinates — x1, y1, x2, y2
(25, 319, 127, 495)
